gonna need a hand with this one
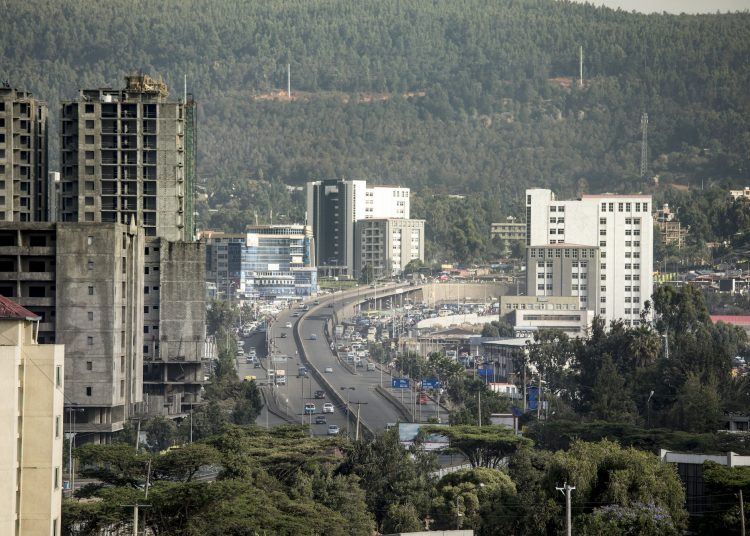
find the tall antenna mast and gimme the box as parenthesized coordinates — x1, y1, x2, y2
(287, 63, 291, 98)
(579, 45, 583, 87)
(184, 74, 187, 102)
(640, 112, 649, 178)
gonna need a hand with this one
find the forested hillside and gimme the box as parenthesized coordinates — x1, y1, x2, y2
(3, 0, 749, 261)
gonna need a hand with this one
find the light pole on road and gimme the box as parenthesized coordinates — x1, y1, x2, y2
(340, 386, 355, 437)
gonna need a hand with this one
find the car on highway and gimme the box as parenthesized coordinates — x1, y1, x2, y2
(417, 392, 429, 405)
(327, 424, 340, 435)
(254, 362, 261, 369)
(315, 415, 327, 424)
(285, 322, 292, 328)
(304, 403, 316, 414)
(314, 300, 320, 305)
(322, 403, 334, 413)
(366, 362, 376, 371)
(314, 390, 326, 399)
(324, 367, 334, 373)
(310, 333, 317, 340)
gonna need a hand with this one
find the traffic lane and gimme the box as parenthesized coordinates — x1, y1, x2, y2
(267, 317, 350, 437)
(299, 317, 403, 431)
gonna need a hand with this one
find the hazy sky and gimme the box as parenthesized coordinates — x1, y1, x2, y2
(571, 0, 749, 14)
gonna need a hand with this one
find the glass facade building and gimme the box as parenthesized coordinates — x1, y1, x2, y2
(239, 225, 317, 299)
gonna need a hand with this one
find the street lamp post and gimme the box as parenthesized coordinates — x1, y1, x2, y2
(341, 387, 355, 437)
(647, 390, 654, 428)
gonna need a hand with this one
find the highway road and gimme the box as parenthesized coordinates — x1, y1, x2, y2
(248, 283, 449, 437)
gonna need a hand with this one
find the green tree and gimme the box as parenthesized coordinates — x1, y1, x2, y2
(590, 355, 637, 423)
(670, 373, 720, 432)
(426, 425, 532, 469)
(144, 416, 178, 453)
(231, 379, 263, 424)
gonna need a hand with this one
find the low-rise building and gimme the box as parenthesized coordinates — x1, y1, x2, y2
(0, 296, 64, 535)
(653, 204, 688, 248)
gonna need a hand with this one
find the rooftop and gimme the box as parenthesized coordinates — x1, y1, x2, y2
(0, 295, 40, 321)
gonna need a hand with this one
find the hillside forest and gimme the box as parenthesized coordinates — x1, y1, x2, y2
(2, 0, 749, 262)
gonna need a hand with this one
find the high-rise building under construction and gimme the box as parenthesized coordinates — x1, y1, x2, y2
(60, 74, 195, 241)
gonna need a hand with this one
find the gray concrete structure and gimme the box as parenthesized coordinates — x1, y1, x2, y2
(354, 218, 425, 279)
(0, 87, 49, 222)
(0, 221, 144, 442)
(142, 238, 207, 416)
(60, 75, 195, 240)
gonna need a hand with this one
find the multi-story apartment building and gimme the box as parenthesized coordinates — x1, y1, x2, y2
(306, 179, 415, 277)
(0, 222, 144, 441)
(525, 188, 653, 326)
(59, 74, 195, 241)
(0, 86, 49, 222)
(0, 296, 64, 536)
(354, 218, 424, 279)
(238, 224, 317, 299)
(491, 220, 526, 242)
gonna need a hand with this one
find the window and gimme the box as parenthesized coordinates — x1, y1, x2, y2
(634, 241, 640, 247)
(546, 284, 552, 290)
(600, 285, 606, 292)
(54, 467, 59, 489)
(88, 286, 94, 295)
(625, 308, 632, 314)
(550, 206, 557, 212)
(572, 284, 579, 291)
(625, 241, 632, 247)
(537, 284, 545, 290)
(600, 308, 606, 314)
(634, 263, 640, 270)
(633, 252, 640, 259)
(625, 230, 632, 236)
(599, 229, 606, 235)
(600, 274, 606, 280)
(55, 415, 61, 438)
(625, 297, 632, 303)
(558, 206, 565, 212)
(87, 336, 93, 346)
(85, 103, 94, 113)
(86, 361, 92, 371)
(600, 297, 606, 303)
(625, 286, 632, 292)
(87, 260, 94, 270)
(601, 263, 606, 270)
(88, 311, 93, 321)
(84, 135, 94, 144)
(608, 203, 614, 212)
(625, 218, 632, 224)
(599, 241, 606, 247)
(85, 386, 92, 396)
(633, 308, 640, 314)
(56, 365, 62, 387)
(634, 229, 641, 236)
(626, 202, 631, 211)
(144, 306, 149, 313)
(537, 273, 544, 279)
(625, 263, 632, 269)
(601, 203, 606, 212)
(633, 275, 640, 281)
(618, 203, 623, 212)
(625, 275, 632, 281)
(643, 203, 648, 212)
(625, 252, 632, 258)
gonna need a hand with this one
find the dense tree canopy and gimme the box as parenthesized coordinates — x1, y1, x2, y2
(2, 0, 749, 261)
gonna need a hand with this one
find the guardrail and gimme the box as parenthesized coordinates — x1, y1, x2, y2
(293, 305, 375, 440)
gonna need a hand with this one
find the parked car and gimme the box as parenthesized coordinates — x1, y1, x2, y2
(315, 415, 327, 424)
(304, 403, 316, 415)
(327, 424, 340, 435)
(322, 403, 334, 414)
(314, 390, 326, 399)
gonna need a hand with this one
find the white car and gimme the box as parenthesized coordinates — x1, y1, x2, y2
(327, 424, 340, 435)
(324, 367, 333, 373)
(322, 403, 334, 414)
(285, 322, 292, 328)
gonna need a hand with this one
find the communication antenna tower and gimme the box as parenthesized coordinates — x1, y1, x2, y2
(640, 112, 649, 178)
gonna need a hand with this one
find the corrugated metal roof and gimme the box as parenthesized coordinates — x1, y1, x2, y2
(711, 315, 750, 326)
(0, 295, 40, 321)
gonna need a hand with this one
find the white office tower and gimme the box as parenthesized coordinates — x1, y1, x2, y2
(525, 188, 653, 326)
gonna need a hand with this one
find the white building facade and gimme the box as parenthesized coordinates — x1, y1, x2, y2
(525, 188, 653, 326)
(307, 180, 413, 277)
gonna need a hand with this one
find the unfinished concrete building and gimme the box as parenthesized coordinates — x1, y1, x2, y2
(59, 74, 195, 240)
(0, 86, 49, 222)
(143, 239, 207, 416)
(0, 221, 144, 443)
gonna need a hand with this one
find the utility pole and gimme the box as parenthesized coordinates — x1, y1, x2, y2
(741, 489, 746, 536)
(556, 482, 576, 536)
(354, 401, 368, 440)
(478, 390, 482, 428)
(579, 45, 583, 88)
(640, 112, 649, 178)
